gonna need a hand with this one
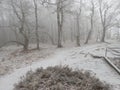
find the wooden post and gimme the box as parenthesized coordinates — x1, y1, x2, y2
(105, 48, 107, 57)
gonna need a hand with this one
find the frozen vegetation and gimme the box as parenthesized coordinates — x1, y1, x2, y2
(14, 66, 109, 90)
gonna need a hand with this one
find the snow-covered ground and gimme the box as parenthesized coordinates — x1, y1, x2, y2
(0, 43, 120, 90)
(0, 44, 56, 76)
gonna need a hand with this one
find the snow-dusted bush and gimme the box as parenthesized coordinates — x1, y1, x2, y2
(14, 66, 110, 90)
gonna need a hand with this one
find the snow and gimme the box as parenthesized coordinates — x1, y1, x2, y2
(0, 43, 120, 90)
(0, 44, 56, 76)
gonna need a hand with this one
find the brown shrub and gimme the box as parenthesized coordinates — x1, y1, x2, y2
(14, 66, 110, 90)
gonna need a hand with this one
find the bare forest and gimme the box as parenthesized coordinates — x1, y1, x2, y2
(0, 0, 120, 90)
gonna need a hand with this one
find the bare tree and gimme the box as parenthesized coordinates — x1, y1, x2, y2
(76, 13, 81, 46)
(10, 0, 31, 50)
(56, 0, 64, 47)
(98, 0, 117, 42)
(33, 0, 40, 50)
(85, 0, 95, 44)
(75, 0, 82, 46)
(40, 0, 73, 48)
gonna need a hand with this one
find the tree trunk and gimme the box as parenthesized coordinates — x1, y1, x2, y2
(101, 27, 106, 42)
(33, 0, 40, 50)
(76, 14, 80, 46)
(85, 16, 93, 44)
(57, 0, 63, 48)
(57, 23, 62, 47)
(23, 38, 29, 51)
(85, 0, 94, 44)
(85, 30, 92, 44)
(71, 27, 74, 42)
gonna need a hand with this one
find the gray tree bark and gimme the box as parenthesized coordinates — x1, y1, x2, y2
(33, 0, 40, 50)
(57, 0, 64, 48)
(85, 0, 94, 44)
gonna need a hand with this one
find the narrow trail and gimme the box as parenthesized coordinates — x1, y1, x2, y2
(0, 44, 120, 90)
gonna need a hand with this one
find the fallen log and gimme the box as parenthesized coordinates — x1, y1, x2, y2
(89, 53, 103, 58)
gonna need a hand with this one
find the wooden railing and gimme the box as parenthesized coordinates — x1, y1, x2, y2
(104, 47, 120, 75)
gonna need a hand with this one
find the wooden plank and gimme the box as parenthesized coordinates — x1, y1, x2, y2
(104, 57, 120, 75)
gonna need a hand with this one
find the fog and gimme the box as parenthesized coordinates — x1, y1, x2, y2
(0, 0, 120, 49)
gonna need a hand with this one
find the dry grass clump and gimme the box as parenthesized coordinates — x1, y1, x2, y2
(14, 66, 110, 90)
(114, 60, 120, 69)
(111, 58, 120, 69)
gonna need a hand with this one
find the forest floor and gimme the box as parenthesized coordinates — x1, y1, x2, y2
(0, 43, 120, 90)
(0, 44, 56, 76)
